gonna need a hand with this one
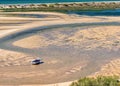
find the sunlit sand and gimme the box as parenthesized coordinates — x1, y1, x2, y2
(0, 12, 120, 85)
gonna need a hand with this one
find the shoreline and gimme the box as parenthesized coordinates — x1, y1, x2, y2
(0, 1, 120, 5)
(0, 1, 120, 12)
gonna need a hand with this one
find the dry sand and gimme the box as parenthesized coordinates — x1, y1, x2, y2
(0, 12, 120, 85)
(0, 49, 34, 67)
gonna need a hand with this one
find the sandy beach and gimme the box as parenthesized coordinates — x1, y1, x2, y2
(0, 12, 120, 86)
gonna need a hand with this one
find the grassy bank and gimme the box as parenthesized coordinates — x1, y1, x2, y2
(0, 7, 111, 13)
(70, 76, 120, 86)
(0, 2, 120, 12)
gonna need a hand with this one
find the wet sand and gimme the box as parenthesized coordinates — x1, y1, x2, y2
(0, 12, 120, 85)
(90, 58, 120, 77)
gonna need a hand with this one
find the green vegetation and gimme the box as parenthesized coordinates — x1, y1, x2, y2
(70, 76, 120, 86)
(0, 7, 109, 13)
(1, 2, 120, 12)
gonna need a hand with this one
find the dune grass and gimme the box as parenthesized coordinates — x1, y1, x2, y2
(70, 76, 120, 86)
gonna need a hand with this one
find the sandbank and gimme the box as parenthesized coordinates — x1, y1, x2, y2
(0, 12, 120, 85)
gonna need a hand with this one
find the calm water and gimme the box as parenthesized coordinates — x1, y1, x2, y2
(68, 9, 120, 16)
(0, 0, 120, 4)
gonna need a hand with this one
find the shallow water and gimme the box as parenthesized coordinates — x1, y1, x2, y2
(0, 21, 120, 84)
(68, 9, 120, 16)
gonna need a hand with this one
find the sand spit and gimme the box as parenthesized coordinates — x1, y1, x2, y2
(1, 2, 120, 12)
(0, 12, 120, 85)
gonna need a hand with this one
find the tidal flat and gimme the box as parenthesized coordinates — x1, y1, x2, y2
(0, 12, 120, 85)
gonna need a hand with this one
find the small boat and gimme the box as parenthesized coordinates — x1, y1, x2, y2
(31, 58, 42, 65)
